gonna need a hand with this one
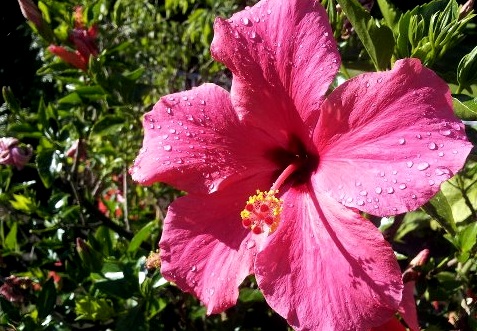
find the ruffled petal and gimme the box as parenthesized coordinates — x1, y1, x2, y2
(210, 0, 339, 134)
(130, 83, 278, 193)
(159, 174, 271, 314)
(255, 184, 402, 331)
(313, 58, 472, 216)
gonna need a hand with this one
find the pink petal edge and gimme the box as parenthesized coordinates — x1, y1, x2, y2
(313, 58, 472, 216)
(211, 0, 340, 132)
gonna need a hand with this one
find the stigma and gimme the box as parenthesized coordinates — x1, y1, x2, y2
(240, 190, 283, 234)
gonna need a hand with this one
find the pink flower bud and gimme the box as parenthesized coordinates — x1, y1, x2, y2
(17, 0, 44, 30)
(0, 137, 33, 170)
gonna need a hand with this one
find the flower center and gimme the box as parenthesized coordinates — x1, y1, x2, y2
(240, 190, 283, 234)
(240, 135, 318, 235)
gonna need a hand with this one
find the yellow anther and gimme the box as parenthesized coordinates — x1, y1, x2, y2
(240, 190, 283, 234)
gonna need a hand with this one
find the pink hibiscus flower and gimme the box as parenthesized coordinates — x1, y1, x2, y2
(130, 0, 471, 329)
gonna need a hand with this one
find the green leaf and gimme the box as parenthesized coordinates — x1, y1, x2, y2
(35, 149, 62, 188)
(58, 92, 83, 105)
(75, 296, 115, 321)
(127, 221, 154, 253)
(457, 45, 477, 91)
(452, 95, 477, 121)
(2, 87, 21, 114)
(336, 0, 395, 70)
(440, 160, 477, 224)
(3, 222, 18, 251)
(376, 0, 402, 33)
(90, 115, 125, 137)
(37, 278, 57, 320)
(422, 190, 457, 235)
(459, 222, 477, 253)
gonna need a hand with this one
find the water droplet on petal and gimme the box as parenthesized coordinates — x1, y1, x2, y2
(249, 31, 257, 39)
(428, 179, 435, 186)
(191, 265, 197, 272)
(166, 107, 172, 114)
(241, 17, 250, 25)
(411, 194, 417, 199)
(399, 184, 407, 190)
(416, 134, 422, 139)
(440, 129, 452, 136)
(246, 240, 256, 249)
(359, 190, 368, 196)
(417, 162, 430, 171)
(163, 145, 172, 151)
(428, 142, 437, 150)
(453, 150, 458, 154)
(407, 161, 414, 168)
(375, 187, 382, 194)
(387, 187, 394, 194)
(169, 128, 176, 134)
(398, 138, 406, 145)
(438, 152, 445, 157)
(357, 200, 365, 206)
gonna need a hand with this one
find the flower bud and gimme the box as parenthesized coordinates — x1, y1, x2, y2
(0, 137, 33, 170)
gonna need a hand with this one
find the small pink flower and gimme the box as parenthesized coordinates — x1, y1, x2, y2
(0, 137, 32, 170)
(130, 0, 471, 330)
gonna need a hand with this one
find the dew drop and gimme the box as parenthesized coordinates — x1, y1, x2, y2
(241, 17, 250, 25)
(359, 190, 368, 196)
(357, 200, 365, 206)
(452, 150, 458, 154)
(199, 99, 206, 105)
(267, 9, 272, 15)
(417, 162, 430, 171)
(377, 77, 383, 83)
(324, 32, 329, 37)
(169, 128, 176, 134)
(166, 107, 172, 114)
(398, 138, 406, 145)
(387, 187, 394, 194)
(191, 265, 197, 272)
(365, 82, 370, 88)
(392, 170, 398, 175)
(428, 142, 437, 150)
(163, 145, 172, 151)
(440, 129, 452, 136)
(149, 123, 154, 129)
(249, 31, 257, 39)
(428, 179, 435, 186)
(399, 183, 407, 190)
(407, 161, 414, 168)
(411, 194, 417, 199)
(416, 134, 422, 139)
(438, 151, 445, 157)
(375, 187, 382, 194)
(380, 171, 385, 177)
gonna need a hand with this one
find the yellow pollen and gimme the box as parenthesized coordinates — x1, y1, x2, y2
(240, 190, 283, 234)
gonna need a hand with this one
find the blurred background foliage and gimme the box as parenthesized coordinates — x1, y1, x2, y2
(0, 0, 476, 330)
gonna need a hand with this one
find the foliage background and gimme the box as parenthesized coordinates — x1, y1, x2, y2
(0, 0, 476, 330)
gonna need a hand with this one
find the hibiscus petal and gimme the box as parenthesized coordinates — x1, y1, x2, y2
(399, 281, 420, 331)
(159, 175, 271, 314)
(313, 58, 472, 216)
(210, 0, 340, 132)
(255, 184, 402, 331)
(130, 83, 277, 193)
